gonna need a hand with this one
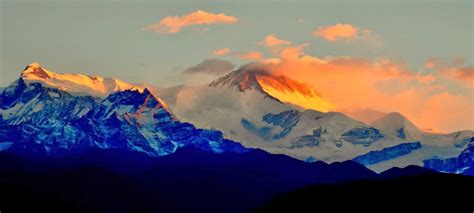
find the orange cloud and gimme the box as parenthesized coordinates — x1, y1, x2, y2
(262, 58, 281, 65)
(424, 58, 473, 87)
(254, 43, 473, 132)
(313, 24, 381, 46)
(313, 24, 358, 41)
(212, 48, 231, 56)
(258, 34, 291, 47)
(415, 73, 436, 84)
(416, 92, 473, 133)
(443, 66, 474, 86)
(146, 10, 238, 34)
(424, 58, 441, 69)
(276, 43, 327, 64)
(277, 43, 308, 60)
(238, 51, 263, 60)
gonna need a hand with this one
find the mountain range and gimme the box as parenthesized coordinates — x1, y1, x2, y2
(152, 64, 474, 173)
(1, 63, 472, 175)
(1, 63, 473, 212)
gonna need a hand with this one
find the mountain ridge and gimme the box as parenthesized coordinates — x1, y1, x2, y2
(20, 63, 142, 97)
(209, 65, 333, 112)
(0, 71, 247, 157)
(2, 63, 473, 174)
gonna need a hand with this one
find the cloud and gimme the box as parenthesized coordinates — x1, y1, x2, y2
(212, 48, 231, 56)
(249, 42, 473, 132)
(424, 58, 441, 68)
(443, 66, 474, 86)
(258, 34, 291, 47)
(313, 24, 358, 41)
(180, 59, 235, 85)
(416, 92, 473, 133)
(424, 58, 473, 87)
(313, 23, 381, 46)
(238, 51, 263, 60)
(183, 58, 235, 76)
(145, 10, 238, 34)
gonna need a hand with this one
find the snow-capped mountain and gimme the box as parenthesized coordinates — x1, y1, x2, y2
(153, 66, 399, 162)
(423, 137, 474, 175)
(0, 64, 247, 157)
(20, 63, 141, 97)
(370, 112, 423, 142)
(339, 108, 386, 124)
(209, 64, 333, 112)
(1, 63, 472, 174)
(153, 64, 473, 170)
(354, 114, 473, 172)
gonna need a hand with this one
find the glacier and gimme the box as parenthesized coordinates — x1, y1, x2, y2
(353, 142, 422, 165)
(423, 138, 474, 175)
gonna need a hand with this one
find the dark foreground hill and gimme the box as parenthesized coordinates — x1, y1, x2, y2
(0, 147, 375, 213)
(256, 172, 474, 212)
(1, 147, 471, 213)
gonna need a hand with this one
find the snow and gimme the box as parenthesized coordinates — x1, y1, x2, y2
(370, 112, 423, 141)
(32, 102, 44, 112)
(209, 67, 333, 112)
(0, 142, 13, 151)
(0, 103, 24, 120)
(367, 144, 464, 173)
(154, 74, 474, 167)
(21, 63, 143, 97)
(256, 75, 333, 112)
(48, 91, 60, 97)
(153, 82, 381, 162)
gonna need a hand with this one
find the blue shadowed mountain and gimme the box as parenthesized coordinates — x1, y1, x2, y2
(0, 64, 247, 157)
(424, 137, 474, 175)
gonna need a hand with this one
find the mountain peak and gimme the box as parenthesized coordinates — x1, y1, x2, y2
(384, 112, 405, 119)
(24, 62, 43, 70)
(370, 112, 422, 140)
(106, 87, 173, 117)
(372, 112, 416, 128)
(18, 63, 140, 97)
(209, 66, 267, 92)
(22, 63, 51, 79)
(209, 64, 333, 112)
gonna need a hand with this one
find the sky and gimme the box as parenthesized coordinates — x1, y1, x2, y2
(1, 0, 473, 132)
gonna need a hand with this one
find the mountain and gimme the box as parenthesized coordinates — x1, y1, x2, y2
(0, 63, 246, 157)
(20, 63, 140, 96)
(424, 137, 474, 175)
(209, 64, 333, 112)
(370, 112, 423, 141)
(340, 107, 386, 124)
(1, 63, 472, 174)
(155, 66, 395, 163)
(154, 65, 473, 169)
(0, 63, 381, 211)
(361, 113, 473, 172)
(353, 142, 422, 165)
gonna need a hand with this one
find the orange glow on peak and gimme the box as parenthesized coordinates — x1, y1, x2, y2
(255, 74, 334, 112)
